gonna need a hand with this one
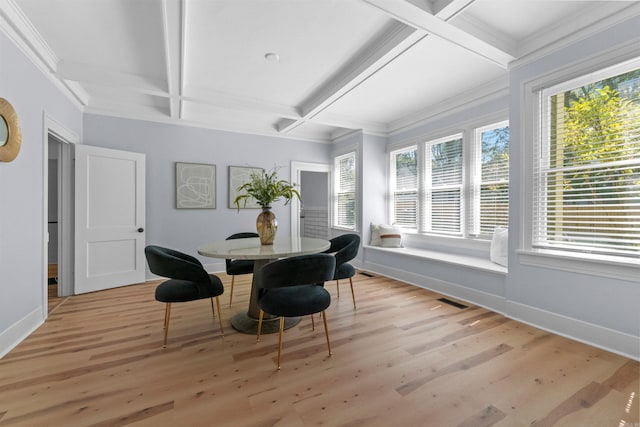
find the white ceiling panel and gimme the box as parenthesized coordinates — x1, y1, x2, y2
(320, 34, 506, 124)
(16, 0, 168, 81)
(185, 0, 394, 106)
(5, 0, 637, 142)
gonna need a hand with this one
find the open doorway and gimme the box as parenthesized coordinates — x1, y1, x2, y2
(43, 115, 79, 318)
(47, 136, 62, 312)
(290, 161, 330, 238)
(300, 171, 329, 239)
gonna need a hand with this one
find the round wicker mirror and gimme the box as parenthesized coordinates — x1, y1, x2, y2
(0, 98, 21, 162)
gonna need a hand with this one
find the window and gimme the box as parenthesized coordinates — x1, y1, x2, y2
(473, 122, 510, 236)
(391, 147, 417, 228)
(389, 125, 508, 239)
(423, 135, 463, 235)
(334, 152, 356, 229)
(534, 62, 640, 258)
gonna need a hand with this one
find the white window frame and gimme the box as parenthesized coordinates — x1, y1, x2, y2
(471, 120, 510, 237)
(422, 134, 465, 236)
(390, 146, 418, 229)
(333, 151, 357, 230)
(388, 119, 509, 243)
(519, 50, 640, 282)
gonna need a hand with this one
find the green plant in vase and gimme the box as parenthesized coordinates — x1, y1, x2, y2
(233, 167, 301, 245)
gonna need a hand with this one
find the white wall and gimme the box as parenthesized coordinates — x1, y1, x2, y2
(0, 29, 83, 356)
(83, 114, 331, 273)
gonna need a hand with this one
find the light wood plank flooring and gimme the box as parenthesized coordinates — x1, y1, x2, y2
(1, 272, 638, 426)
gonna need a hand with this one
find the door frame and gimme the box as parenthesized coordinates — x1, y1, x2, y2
(290, 161, 331, 238)
(42, 114, 79, 318)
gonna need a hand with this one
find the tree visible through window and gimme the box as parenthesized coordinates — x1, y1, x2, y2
(534, 64, 640, 257)
(426, 137, 463, 234)
(476, 123, 509, 235)
(392, 148, 417, 227)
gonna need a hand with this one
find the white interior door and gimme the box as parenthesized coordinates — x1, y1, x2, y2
(74, 145, 146, 294)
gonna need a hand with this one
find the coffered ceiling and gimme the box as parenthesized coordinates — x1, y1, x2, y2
(1, 0, 637, 142)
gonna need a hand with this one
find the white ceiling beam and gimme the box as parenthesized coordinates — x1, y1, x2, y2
(362, 0, 515, 68)
(277, 22, 426, 134)
(431, 0, 476, 19)
(276, 0, 483, 136)
(183, 86, 300, 119)
(161, 0, 184, 120)
(56, 60, 168, 96)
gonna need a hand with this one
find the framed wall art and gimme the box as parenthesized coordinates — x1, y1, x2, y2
(228, 165, 263, 209)
(176, 162, 216, 209)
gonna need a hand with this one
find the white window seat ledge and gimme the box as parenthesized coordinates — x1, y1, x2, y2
(362, 245, 507, 276)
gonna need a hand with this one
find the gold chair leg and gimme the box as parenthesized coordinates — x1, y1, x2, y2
(336, 279, 340, 298)
(215, 296, 225, 336)
(277, 316, 284, 370)
(229, 276, 235, 306)
(163, 303, 172, 348)
(310, 314, 315, 331)
(349, 277, 356, 310)
(321, 311, 332, 356)
(256, 309, 264, 342)
(210, 297, 216, 318)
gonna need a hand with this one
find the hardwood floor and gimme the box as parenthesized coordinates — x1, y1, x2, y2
(1, 272, 638, 426)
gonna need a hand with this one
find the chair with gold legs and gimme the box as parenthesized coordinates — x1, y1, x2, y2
(255, 254, 336, 370)
(145, 245, 225, 348)
(225, 232, 259, 306)
(323, 234, 360, 309)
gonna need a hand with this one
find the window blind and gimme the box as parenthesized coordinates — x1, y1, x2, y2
(335, 152, 356, 229)
(475, 123, 509, 235)
(422, 136, 463, 234)
(533, 65, 640, 257)
(392, 147, 418, 227)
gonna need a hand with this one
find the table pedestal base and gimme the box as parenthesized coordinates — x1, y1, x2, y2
(230, 311, 301, 334)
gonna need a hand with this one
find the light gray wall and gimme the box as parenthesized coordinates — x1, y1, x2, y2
(361, 15, 640, 358)
(83, 114, 331, 272)
(507, 15, 640, 340)
(361, 133, 387, 246)
(0, 29, 83, 354)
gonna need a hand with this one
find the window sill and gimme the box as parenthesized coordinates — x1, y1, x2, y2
(400, 231, 491, 255)
(364, 245, 507, 275)
(517, 249, 640, 283)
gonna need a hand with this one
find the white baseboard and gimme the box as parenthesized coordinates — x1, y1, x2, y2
(505, 301, 640, 361)
(362, 260, 506, 314)
(0, 308, 43, 359)
(362, 260, 639, 361)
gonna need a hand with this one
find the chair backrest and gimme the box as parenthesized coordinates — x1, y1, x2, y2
(256, 254, 336, 290)
(325, 234, 360, 268)
(225, 232, 259, 269)
(145, 245, 210, 283)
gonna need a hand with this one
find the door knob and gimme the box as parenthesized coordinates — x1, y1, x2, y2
(138, 228, 144, 232)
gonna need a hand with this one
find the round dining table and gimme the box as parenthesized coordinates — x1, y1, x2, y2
(198, 236, 330, 334)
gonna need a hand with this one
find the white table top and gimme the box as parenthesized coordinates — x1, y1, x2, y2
(197, 237, 330, 260)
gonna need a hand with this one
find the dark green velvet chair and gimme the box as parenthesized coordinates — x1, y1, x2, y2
(323, 233, 360, 309)
(225, 232, 259, 306)
(255, 253, 336, 370)
(144, 245, 225, 348)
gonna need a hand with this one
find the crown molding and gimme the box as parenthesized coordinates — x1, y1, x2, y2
(511, 2, 640, 71)
(0, 0, 85, 110)
(83, 107, 332, 145)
